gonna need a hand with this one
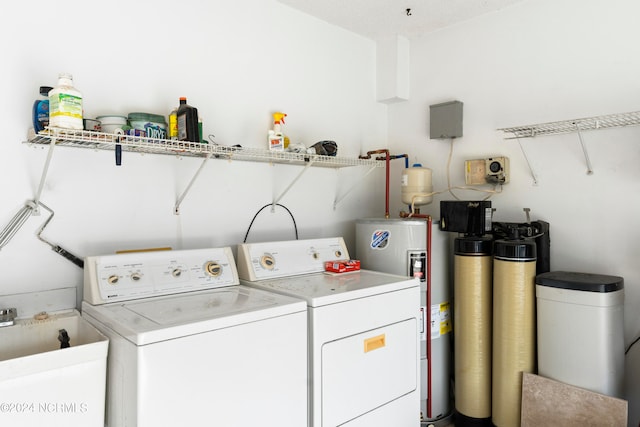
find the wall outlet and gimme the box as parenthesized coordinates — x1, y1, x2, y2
(465, 157, 509, 185)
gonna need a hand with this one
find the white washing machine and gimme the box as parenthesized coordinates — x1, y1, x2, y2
(236, 237, 421, 427)
(81, 247, 308, 427)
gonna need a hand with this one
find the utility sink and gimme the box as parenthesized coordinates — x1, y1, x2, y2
(0, 309, 108, 427)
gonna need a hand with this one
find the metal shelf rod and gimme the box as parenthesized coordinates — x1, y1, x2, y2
(174, 152, 213, 215)
(575, 124, 594, 175)
(516, 137, 539, 186)
(272, 161, 314, 211)
(333, 164, 379, 210)
(33, 134, 58, 215)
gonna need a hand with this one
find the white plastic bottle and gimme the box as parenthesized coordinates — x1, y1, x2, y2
(268, 112, 286, 151)
(49, 73, 83, 130)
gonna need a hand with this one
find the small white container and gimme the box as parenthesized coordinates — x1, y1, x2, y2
(96, 115, 127, 134)
(83, 118, 102, 132)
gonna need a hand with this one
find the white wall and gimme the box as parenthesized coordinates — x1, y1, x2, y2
(5, 0, 639, 417)
(0, 0, 389, 302)
(388, 0, 640, 421)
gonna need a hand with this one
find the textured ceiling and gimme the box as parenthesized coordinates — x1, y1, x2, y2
(277, 0, 526, 40)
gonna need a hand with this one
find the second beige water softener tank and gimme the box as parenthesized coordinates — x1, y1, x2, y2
(492, 238, 537, 427)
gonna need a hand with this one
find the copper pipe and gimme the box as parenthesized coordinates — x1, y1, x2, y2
(360, 149, 390, 218)
(359, 150, 408, 219)
(400, 211, 433, 418)
(426, 215, 433, 419)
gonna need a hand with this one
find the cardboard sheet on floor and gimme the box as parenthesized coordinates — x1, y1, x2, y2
(521, 373, 627, 427)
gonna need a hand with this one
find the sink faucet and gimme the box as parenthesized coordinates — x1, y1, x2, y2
(0, 308, 17, 327)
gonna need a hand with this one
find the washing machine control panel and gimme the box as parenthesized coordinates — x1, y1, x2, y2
(83, 247, 239, 305)
(236, 237, 350, 281)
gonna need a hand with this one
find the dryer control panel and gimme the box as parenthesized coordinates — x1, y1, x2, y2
(83, 247, 239, 305)
(236, 237, 350, 281)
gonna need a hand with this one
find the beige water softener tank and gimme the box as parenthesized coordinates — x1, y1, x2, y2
(536, 271, 625, 398)
(454, 236, 493, 427)
(492, 238, 537, 427)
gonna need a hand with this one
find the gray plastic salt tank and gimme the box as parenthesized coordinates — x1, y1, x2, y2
(536, 271, 625, 398)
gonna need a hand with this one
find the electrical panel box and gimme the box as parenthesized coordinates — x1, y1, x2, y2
(429, 101, 463, 139)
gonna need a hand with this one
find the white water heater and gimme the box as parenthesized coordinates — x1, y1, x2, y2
(355, 218, 451, 422)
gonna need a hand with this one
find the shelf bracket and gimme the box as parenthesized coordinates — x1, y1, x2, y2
(272, 160, 315, 211)
(514, 135, 539, 186)
(174, 152, 213, 215)
(333, 164, 379, 210)
(574, 123, 594, 175)
(33, 135, 58, 215)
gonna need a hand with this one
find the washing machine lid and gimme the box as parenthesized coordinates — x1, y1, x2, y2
(81, 285, 306, 345)
(241, 269, 418, 307)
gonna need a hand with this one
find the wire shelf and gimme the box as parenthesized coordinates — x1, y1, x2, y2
(498, 111, 640, 139)
(26, 128, 384, 169)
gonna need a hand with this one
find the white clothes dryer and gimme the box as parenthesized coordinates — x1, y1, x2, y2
(237, 237, 421, 427)
(81, 247, 307, 427)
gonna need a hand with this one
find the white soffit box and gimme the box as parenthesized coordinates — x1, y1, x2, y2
(376, 35, 410, 103)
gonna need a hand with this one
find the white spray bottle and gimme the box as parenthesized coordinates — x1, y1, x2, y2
(268, 112, 287, 151)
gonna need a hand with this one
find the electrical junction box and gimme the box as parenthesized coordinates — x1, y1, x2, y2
(429, 100, 463, 139)
(465, 157, 509, 185)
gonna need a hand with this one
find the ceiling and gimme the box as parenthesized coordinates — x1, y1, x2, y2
(277, 0, 526, 40)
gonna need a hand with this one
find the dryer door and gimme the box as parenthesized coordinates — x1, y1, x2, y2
(321, 318, 418, 426)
